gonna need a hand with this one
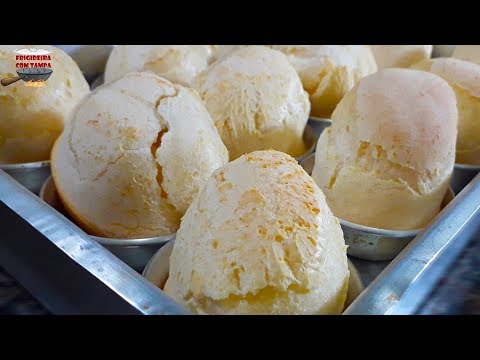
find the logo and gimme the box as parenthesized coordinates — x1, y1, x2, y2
(1, 48, 53, 87)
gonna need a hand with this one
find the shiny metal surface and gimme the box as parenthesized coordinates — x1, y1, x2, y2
(0, 161, 51, 194)
(55, 45, 113, 80)
(142, 240, 174, 288)
(39, 176, 174, 271)
(307, 117, 331, 137)
(344, 172, 480, 315)
(451, 163, 480, 195)
(299, 152, 316, 172)
(90, 74, 104, 90)
(341, 221, 418, 261)
(0, 169, 188, 314)
(299, 153, 455, 261)
(432, 45, 455, 58)
(93, 235, 173, 272)
(296, 125, 319, 163)
(143, 240, 365, 313)
(416, 228, 480, 314)
(349, 258, 390, 288)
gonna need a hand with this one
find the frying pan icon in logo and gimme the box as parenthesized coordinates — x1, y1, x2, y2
(1, 68, 53, 86)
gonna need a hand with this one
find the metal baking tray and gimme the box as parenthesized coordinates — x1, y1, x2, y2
(1, 164, 479, 314)
(39, 176, 174, 272)
(1, 45, 480, 314)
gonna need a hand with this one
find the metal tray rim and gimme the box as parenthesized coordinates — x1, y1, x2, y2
(0, 160, 50, 170)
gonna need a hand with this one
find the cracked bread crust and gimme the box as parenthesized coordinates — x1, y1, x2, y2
(51, 72, 228, 238)
(164, 150, 349, 315)
(271, 45, 377, 118)
(207, 46, 377, 120)
(104, 45, 216, 87)
(312, 68, 457, 230)
(412, 58, 480, 165)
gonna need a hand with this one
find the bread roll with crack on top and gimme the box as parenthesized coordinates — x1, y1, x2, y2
(312, 68, 457, 230)
(271, 45, 377, 118)
(104, 45, 216, 87)
(51, 72, 228, 239)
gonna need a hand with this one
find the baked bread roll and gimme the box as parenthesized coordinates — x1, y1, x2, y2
(412, 58, 480, 165)
(0, 45, 90, 164)
(164, 150, 349, 315)
(271, 45, 377, 118)
(51, 72, 228, 238)
(104, 45, 216, 87)
(195, 46, 310, 160)
(312, 68, 457, 230)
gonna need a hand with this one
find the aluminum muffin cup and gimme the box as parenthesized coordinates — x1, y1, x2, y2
(296, 124, 319, 163)
(143, 240, 364, 314)
(0, 160, 51, 195)
(39, 176, 174, 271)
(307, 117, 332, 138)
(90, 74, 104, 90)
(451, 163, 480, 195)
(432, 45, 455, 58)
(299, 153, 456, 261)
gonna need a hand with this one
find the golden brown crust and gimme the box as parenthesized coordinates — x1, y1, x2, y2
(165, 150, 349, 315)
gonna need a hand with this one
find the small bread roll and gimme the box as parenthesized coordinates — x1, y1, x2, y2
(453, 45, 480, 65)
(195, 46, 310, 160)
(104, 45, 216, 86)
(371, 45, 433, 69)
(51, 72, 228, 239)
(312, 68, 457, 230)
(271, 45, 377, 118)
(0, 45, 90, 164)
(412, 58, 480, 165)
(164, 150, 349, 315)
